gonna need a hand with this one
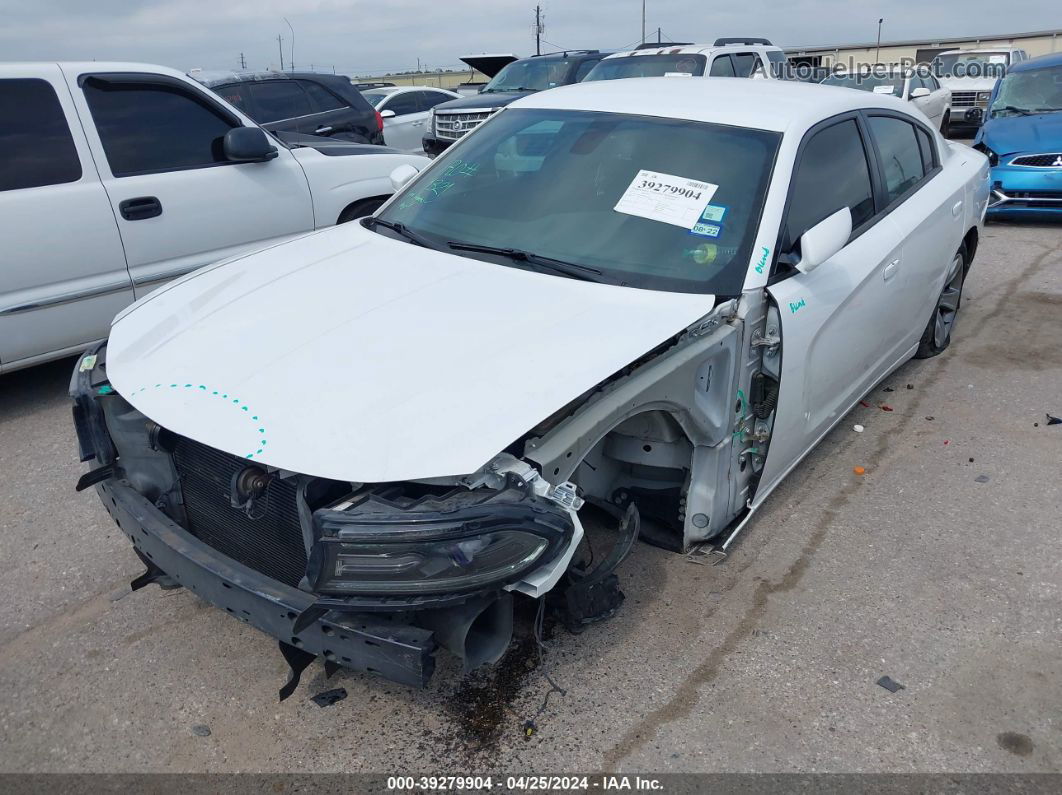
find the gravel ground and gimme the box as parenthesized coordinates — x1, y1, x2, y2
(0, 220, 1059, 775)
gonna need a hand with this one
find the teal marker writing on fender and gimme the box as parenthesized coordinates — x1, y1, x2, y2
(789, 298, 806, 313)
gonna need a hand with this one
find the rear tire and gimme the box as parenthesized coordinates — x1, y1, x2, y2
(915, 245, 966, 359)
(337, 197, 387, 224)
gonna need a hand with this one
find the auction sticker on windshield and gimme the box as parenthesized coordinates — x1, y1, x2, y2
(614, 170, 719, 229)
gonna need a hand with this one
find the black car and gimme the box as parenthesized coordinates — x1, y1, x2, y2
(421, 50, 608, 156)
(194, 71, 385, 145)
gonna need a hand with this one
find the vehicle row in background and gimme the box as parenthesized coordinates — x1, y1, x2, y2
(932, 47, 1032, 127)
(0, 62, 427, 374)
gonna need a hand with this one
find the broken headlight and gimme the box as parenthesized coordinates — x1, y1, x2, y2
(306, 490, 573, 596)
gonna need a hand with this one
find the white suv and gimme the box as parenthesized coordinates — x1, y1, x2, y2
(584, 38, 787, 82)
(932, 47, 1029, 127)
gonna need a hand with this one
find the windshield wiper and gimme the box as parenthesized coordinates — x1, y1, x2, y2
(363, 217, 437, 249)
(447, 241, 604, 282)
(995, 105, 1033, 115)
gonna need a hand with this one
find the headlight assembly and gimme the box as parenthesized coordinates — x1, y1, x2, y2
(305, 487, 574, 596)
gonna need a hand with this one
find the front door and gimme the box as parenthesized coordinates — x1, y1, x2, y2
(380, 91, 426, 151)
(0, 66, 132, 367)
(758, 115, 907, 498)
(67, 71, 315, 297)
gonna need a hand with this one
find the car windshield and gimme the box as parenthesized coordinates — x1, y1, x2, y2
(583, 54, 707, 81)
(362, 89, 396, 107)
(990, 64, 1062, 116)
(933, 52, 1010, 77)
(822, 74, 905, 97)
(482, 60, 570, 92)
(374, 108, 780, 294)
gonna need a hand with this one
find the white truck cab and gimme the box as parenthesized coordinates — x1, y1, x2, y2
(932, 47, 1029, 127)
(584, 38, 787, 82)
(0, 62, 428, 374)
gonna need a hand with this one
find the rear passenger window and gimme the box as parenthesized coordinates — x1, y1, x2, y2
(83, 79, 235, 176)
(300, 81, 346, 112)
(709, 56, 736, 77)
(868, 116, 926, 204)
(0, 78, 81, 191)
(785, 119, 875, 248)
(573, 59, 599, 82)
(420, 91, 453, 110)
(215, 83, 251, 114)
(915, 127, 936, 172)
(248, 81, 312, 122)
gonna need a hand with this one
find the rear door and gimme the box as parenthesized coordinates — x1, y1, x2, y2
(758, 114, 907, 496)
(68, 70, 314, 297)
(864, 113, 963, 347)
(0, 66, 132, 367)
(298, 79, 365, 139)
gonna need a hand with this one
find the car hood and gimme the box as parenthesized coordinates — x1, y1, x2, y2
(938, 76, 998, 92)
(276, 131, 402, 156)
(982, 112, 1062, 156)
(432, 92, 531, 112)
(105, 224, 716, 483)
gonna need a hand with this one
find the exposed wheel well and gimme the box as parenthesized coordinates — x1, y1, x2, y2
(962, 226, 979, 274)
(337, 195, 391, 225)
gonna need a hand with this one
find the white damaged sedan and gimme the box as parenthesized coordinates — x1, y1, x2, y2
(71, 78, 990, 692)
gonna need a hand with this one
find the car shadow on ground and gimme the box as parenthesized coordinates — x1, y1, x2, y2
(0, 356, 79, 423)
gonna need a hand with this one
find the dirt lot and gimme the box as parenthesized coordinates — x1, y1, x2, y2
(0, 220, 1059, 775)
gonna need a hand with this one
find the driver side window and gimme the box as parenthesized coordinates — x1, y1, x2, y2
(784, 119, 875, 252)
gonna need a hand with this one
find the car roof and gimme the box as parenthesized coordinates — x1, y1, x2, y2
(509, 77, 918, 134)
(366, 85, 456, 94)
(190, 70, 348, 87)
(1009, 52, 1062, 72)
(937, 47, 1021, 56)
(602, 42, 782, 60)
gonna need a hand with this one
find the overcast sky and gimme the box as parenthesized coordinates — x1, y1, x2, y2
(2, 0, 1057, 76)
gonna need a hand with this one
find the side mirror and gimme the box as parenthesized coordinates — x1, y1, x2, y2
(380, 109, 396, 119)
(389, 163, 420, 191)
(910, 86, 931, 99)
(223, 127, 278, 162)
(796, 207, 852, 273)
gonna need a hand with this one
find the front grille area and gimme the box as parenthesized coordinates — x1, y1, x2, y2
(171, 436, 307, 588)
(435, 110, 495, 141)
(951, 91, 979, 108)
(1010, 153, 1062, 168)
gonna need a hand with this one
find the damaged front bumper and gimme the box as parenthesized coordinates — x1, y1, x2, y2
(71, 344, 582, 691)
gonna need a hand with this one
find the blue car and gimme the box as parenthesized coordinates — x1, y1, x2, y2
(974, 52, 1062, 220)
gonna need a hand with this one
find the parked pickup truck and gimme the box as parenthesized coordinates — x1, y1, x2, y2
(0, 62, 428, 374)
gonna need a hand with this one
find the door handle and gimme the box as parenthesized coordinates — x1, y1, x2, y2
(951, 200, 964, 217)
(314, 125, 333, 134)
(118, 196, 162, 221)
(883, 259, 899, 282)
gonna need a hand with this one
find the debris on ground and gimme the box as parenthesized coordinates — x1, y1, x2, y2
(191, 724, 211, 737)
(906, 384, 914, 390)
(310, 687, 348, 707)
(876, 675, 905, 693)
(883, 387, 894, 393)
(925, 416, 935, 421)
(975, 475, 990, 483)
(969, 457, 975, 462)
(880, 405, 894, 412)
(853, 466, 866, 476)
(1047, 414, 1062, 426)
(944, 440, 950, 445)
(853, 424, 865, 433)
(859, 400, 871, 408)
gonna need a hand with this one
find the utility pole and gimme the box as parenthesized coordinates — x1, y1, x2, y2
(641, 1, 646, 45)
(534, 5, 542, 56)
(657, 27, 661, 45)
(875, 18, 884, 64)
(277, 34, 284, 71)
(284, 18, 295, 71)
(417, 57, 421, 73)
(239, 52, 246, 70)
